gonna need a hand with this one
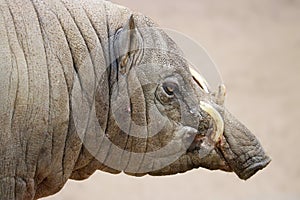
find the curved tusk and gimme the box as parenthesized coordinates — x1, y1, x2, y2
(189, 67, 210, 93)
(199, 101, 224, 143)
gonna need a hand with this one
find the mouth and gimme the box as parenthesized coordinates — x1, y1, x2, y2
(186, 131, 232, 173)
(187, 98, 225, 152)
(186, 102, 231, 172)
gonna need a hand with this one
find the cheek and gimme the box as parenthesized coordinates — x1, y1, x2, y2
(154, 98, 182, 123)
(179, 105, 200, 128)
(128, 84, 172, 137)
(158, 96, 200, 129)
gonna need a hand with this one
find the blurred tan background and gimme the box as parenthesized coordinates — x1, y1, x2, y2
(46, 0, 300, 199)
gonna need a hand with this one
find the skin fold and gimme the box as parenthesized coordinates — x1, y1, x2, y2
(0, 0, 270, 199)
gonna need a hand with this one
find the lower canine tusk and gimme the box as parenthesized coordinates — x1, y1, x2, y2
(199, 101, 224, 143)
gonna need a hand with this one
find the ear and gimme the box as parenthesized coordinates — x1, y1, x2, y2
(113, 15, 141, 75)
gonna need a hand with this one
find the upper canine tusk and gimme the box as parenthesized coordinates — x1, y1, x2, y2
(199, 101, 224, 143)
(189, 67, 210, 93)
(215, 84, 226, 105)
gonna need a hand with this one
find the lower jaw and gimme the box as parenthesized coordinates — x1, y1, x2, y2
(187, 135, 271, 179)
(186, 147, 232, 173)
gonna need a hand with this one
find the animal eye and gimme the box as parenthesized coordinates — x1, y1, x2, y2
(162, 81, 178, 96)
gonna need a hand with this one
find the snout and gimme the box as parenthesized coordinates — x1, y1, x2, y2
(191, 101, 270, 180)
(218, 109, 271, 180)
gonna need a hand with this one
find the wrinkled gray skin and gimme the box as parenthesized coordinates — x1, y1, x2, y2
(0, 0, 270, 199)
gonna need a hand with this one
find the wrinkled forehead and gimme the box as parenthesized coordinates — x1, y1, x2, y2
(139, 28, 186, 64)
(136, 28, 192, 82)
(133, 15, 188, 62)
